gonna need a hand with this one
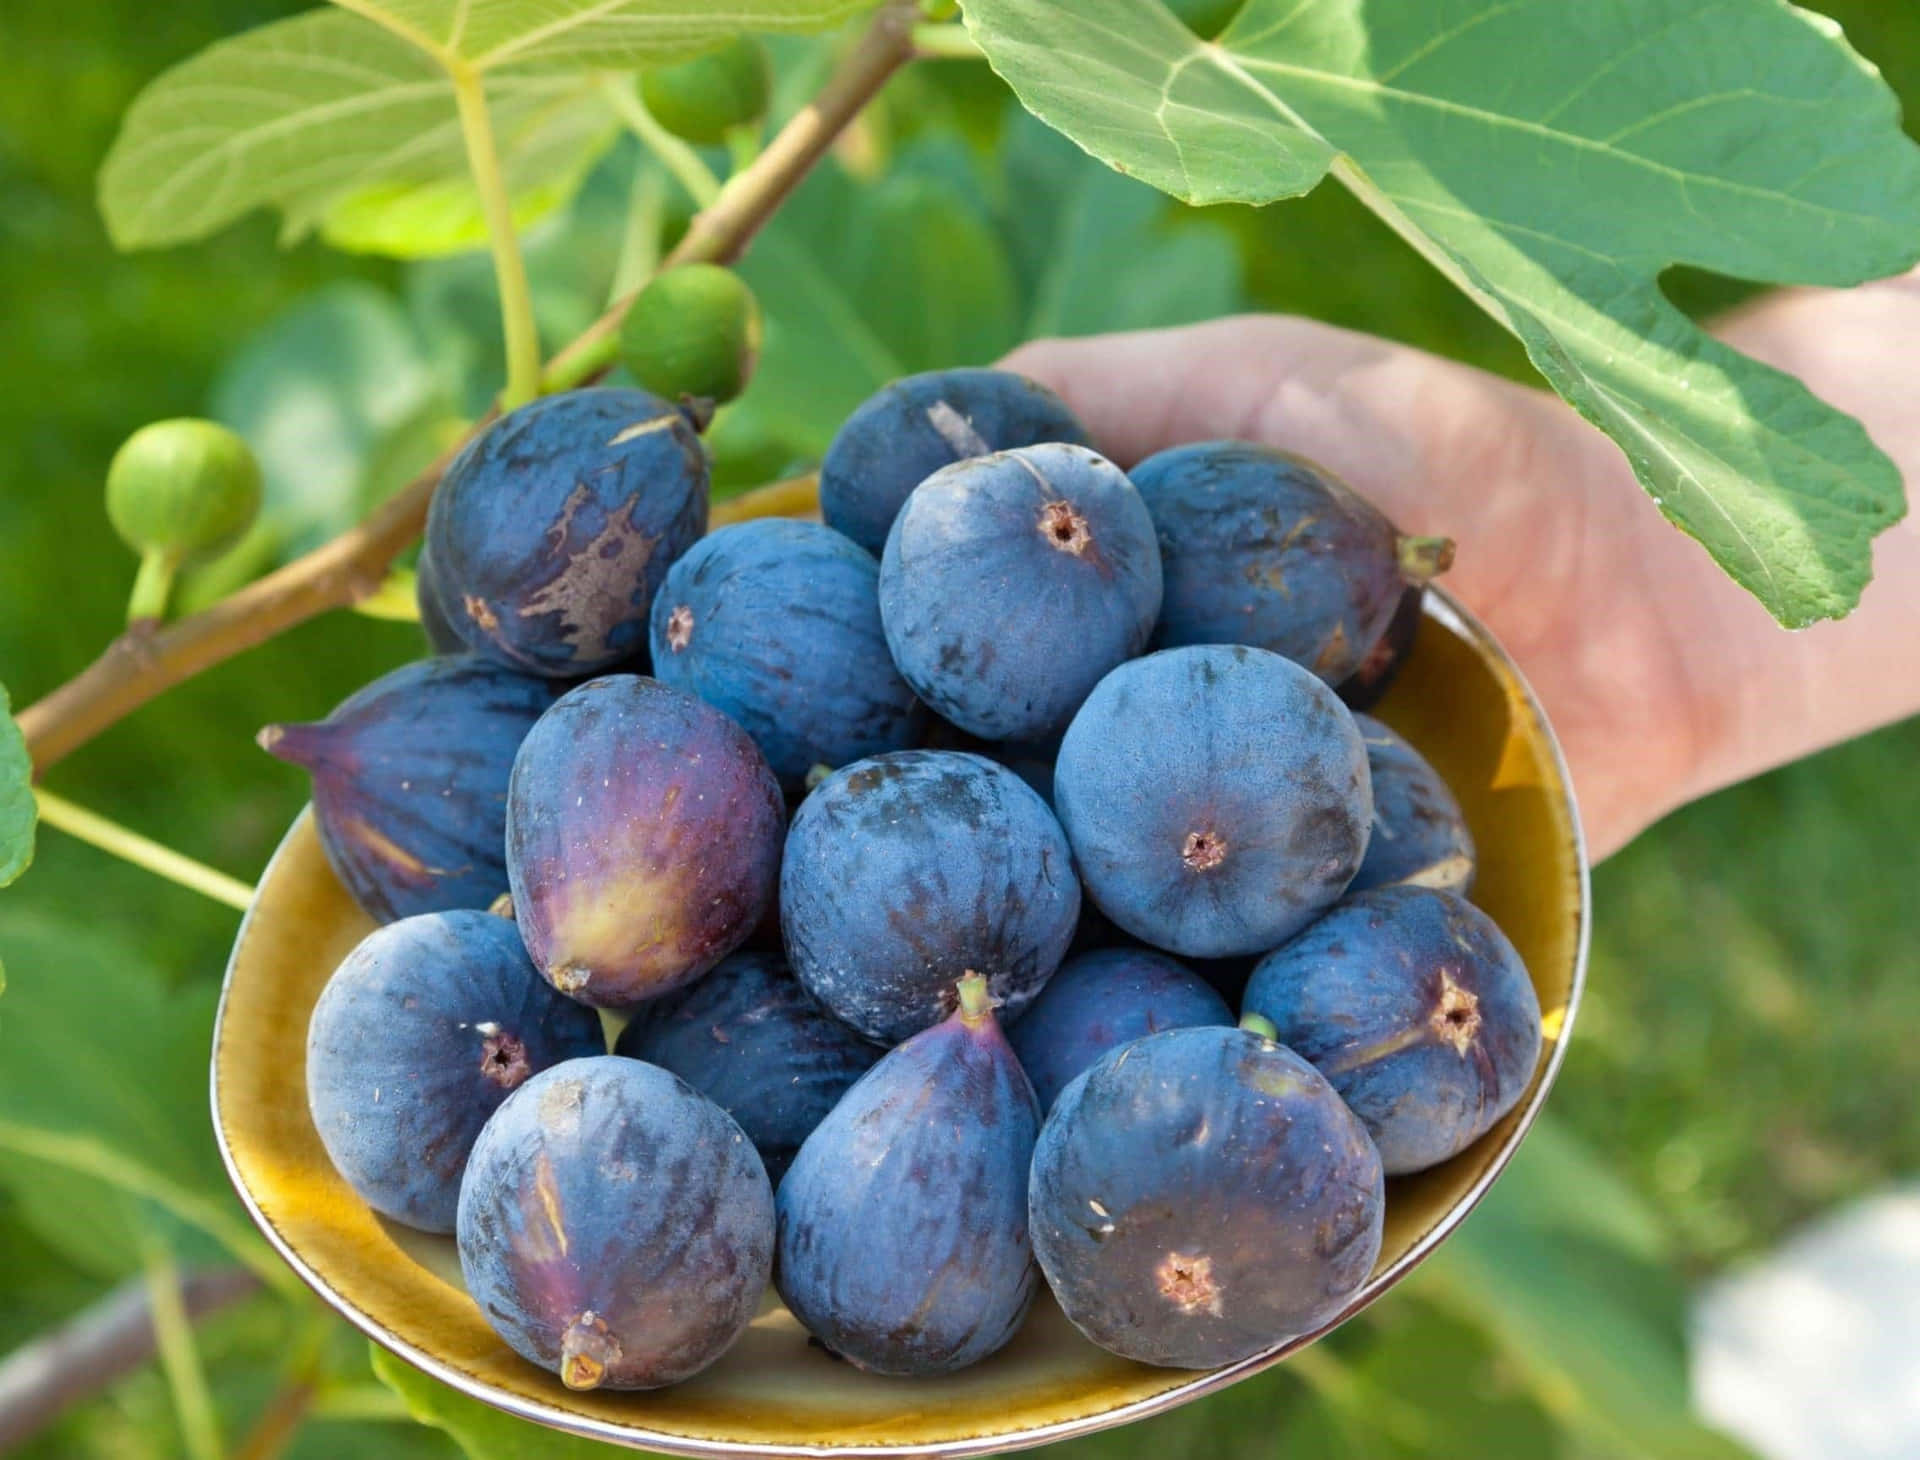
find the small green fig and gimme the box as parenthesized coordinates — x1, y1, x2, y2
(106, 419, 262, 623)
(619, 265, 761, 407)
(639, 38, 772, 145)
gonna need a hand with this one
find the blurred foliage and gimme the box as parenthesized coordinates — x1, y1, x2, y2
(1, 1, 1917, 1457)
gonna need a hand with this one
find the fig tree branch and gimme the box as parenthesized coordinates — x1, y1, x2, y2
(0, 1267, 259, 1455)
(15, 1, 920, 779)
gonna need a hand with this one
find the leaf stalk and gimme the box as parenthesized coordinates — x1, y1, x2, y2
(449, 63, 541, 410)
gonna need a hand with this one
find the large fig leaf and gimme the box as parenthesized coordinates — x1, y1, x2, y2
(99, 1, 868, 256)
(959, 0, 1920, 625)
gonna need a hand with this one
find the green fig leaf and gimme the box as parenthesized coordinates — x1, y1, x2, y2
(959, 0, 1920, 625)
(0, 683, 34, 892)
(98, 1, 871, 257)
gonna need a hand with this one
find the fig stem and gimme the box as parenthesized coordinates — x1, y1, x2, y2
(956, 972, 993, 1022)
(559, 1314, 620, 1392)
(33, 789, 255, 911)
(126, 547, 178, 625)
(601, 79, 723, 208)
(1239, 1012, 1280, 1042)
(1397, 534, 1456, 583)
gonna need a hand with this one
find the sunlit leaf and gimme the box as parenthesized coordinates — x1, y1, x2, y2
(327, 0, 874, 73)
(99, 1, 868, 257)
(960, 0, 1920, 624)
(316, 85, 619, 257)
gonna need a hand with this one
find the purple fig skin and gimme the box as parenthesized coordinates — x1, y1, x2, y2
(1008, 948, 1233, 1112)
(1029, 1024, 1384, 1368)
(775, 976, 1041, 1376)
(259, 655, 561, 923)
(1131, 442, 1450, 686)
(457, 1056, 774, 1390)
(1349, 715, 1476, 895)
(306, 909, 604, 1233)
(1337, 585, 1423, 712)
(505, 676, 785, 1009)
(414, 546, 466, 656)
(426, 388, 709, 678)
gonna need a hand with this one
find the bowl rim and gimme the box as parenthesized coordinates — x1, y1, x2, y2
(210, 582, 1590, 1458)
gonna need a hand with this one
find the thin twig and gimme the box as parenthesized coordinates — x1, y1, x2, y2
(16, 1, 923, 780)
(35, 790, 255, 911)
(231, 1370, 318, 1460)
(0, 1268, 259, 1455)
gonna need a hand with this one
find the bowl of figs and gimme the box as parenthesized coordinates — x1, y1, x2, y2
(217, 368, 1587, 1456)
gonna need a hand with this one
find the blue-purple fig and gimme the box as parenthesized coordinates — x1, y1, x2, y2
(426, 388, 708, 678)
(1009, 947, 1232, 1112)
(776, 975, 1040, 1376)
(879, 443, 1163, 742)
(781, 750, 1080, 1045)
(414, 545, 465, 655)
(1131, 442, 1451, 685)
(505, 676, 785, 1009)
(306, 909, 603, 1232)
(1241, 886, 1541, 1175)
(1337, 584, 1424, 712)
(457, 1056, 774, 1390)
(648, 519, 921, 793)
(1350, 714, 1476, 894)
(1053, 645, 1372, 958)
(820, 368, 1090, 556)
(259, 655, 560, 923)
(1029, 1020, 1385, 1368)
(613, 950, 877, 1184)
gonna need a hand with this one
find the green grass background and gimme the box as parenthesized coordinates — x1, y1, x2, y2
(2, 1, 1918, 1454)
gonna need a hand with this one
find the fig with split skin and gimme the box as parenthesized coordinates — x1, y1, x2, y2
(457, 1056, 774, 1390)
(426, 387, 708, 679)
(259, 654, 560, 923)
(776, 974, 1041, 1376)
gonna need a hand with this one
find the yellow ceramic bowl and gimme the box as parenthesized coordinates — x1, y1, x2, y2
(213, 585, 1587, 1458)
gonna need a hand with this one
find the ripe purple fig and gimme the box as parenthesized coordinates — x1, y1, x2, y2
(259, 655, 560, 923)
(505, 676, 785, 1008)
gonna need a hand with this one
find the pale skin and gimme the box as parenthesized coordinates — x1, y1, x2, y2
(1003, 269, 1920, 860)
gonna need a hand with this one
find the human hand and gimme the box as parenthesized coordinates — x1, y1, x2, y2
(1003, 281, 1920, 860)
